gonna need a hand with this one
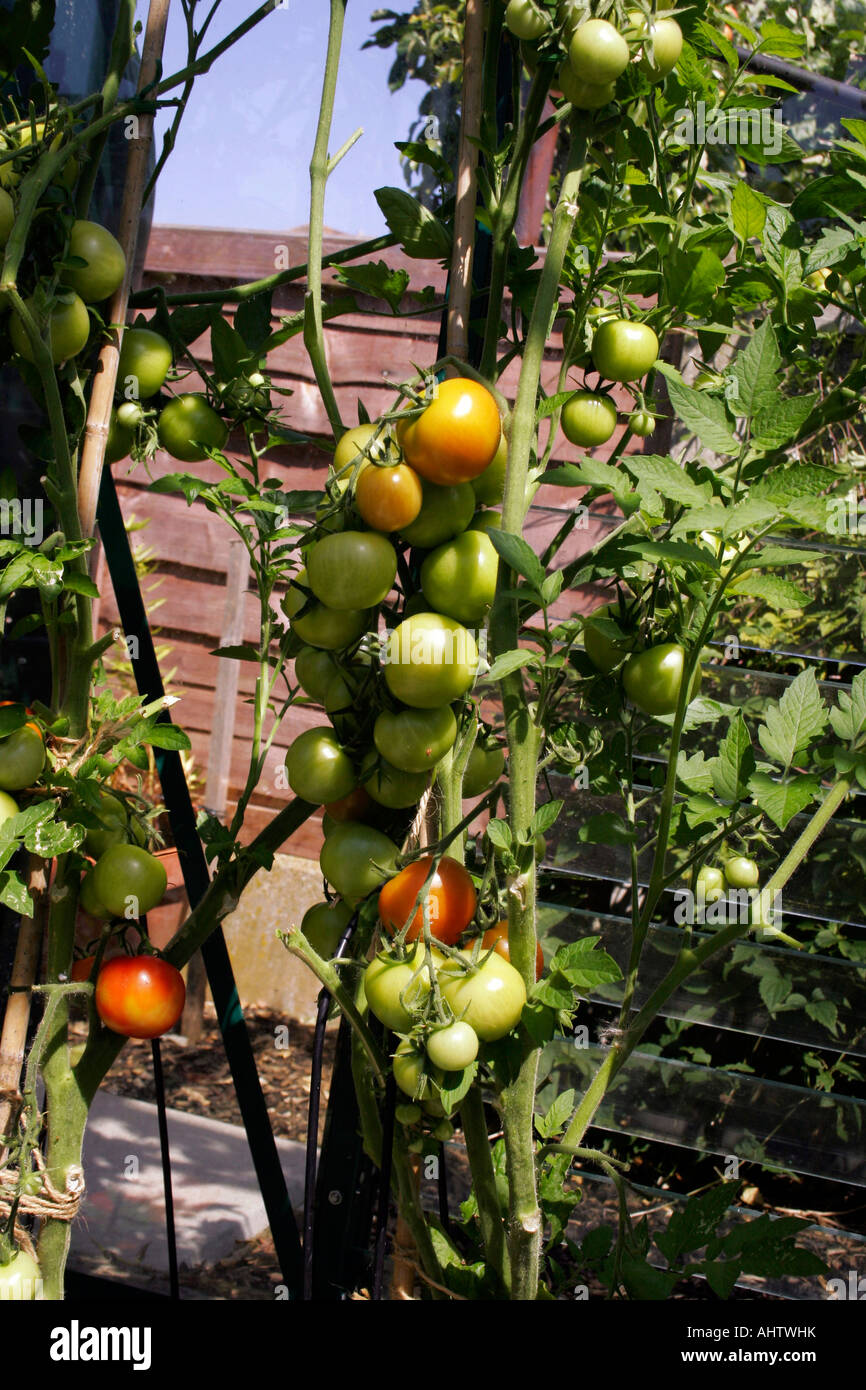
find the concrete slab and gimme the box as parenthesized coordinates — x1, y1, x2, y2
(69, 1091, 306, 1285)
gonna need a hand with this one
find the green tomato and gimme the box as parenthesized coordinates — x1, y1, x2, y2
(157, 394, 228, 462)
(301, 899, 353, 957)
(439, 951, 526, 1042)
(10, 291, 90, 364)
(420, 529, 499, 625)
(294, 646, 340, 703)
(91, 845, 167, 918)
(696, 865, 726, 903)
(364, 946, 433, 1033)
(557, 65, 617, 109)
(0, 1249, 41, 1299)
(306, 530, 397, 611)
(568, 18, 629, 84)
(622, 643, 701, 716)
(79, 867, 111, 919)
(392, 1038, 443, 1102)
(283, 568, 371, 650)
(0, 725, 45, 790)
(384, 613, 479, 709)
(0, 188, 13, 245)
(395, 1102, 422, 1125)
(399, 477, 476, 548)
(504, 0, 550, 41)
(724, 856, 760, 890)
(583, 604, 636, 673)
(469, 510, 502, 533)
(285, 728, 356, 804)
(105, 409, 136, 464)
(470, 433, 507, 504)
(62, 220, 126, 303)
(637, 17, 683, 81)
(426, 1019, 479, 1070)
(117, 326, 173, 400)
(561, 390, 618, 447)
(373, 704, 457, 774)
(462, 741, 505, 797)
(362, 755, 430, 809)
(0, 789, 19, 826)
(85, 790, 128, 857)
(591, 319, 659, 383)
(319, 821, 400, 901)
(628, 409, 656, 437)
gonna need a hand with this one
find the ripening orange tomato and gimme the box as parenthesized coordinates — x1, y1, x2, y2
(481, 921, 544, 980)
(355, 462, 423, 533)
(379, 856, 477, 944)
(400, 379, 501, 485)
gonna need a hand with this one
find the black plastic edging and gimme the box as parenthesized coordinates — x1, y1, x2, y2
(96, 464, 304, 1298)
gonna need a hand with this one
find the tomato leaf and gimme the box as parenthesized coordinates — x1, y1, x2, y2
(486, 530, 546, 590)
(486, 648, 539, 681)
(757, 669, 828, 768)
(332, 261, 410, 313)
(234, 291, 273, 353)
(0, 870, 32, 916)
(748, 771, 822, 829)
(374, 187, 451, 260)
(662, 374, 739, 455)
(548, 937, 622, 992)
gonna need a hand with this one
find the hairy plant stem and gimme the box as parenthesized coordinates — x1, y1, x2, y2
(488, 127, 587, 1299)
(304, 0, 348, 438)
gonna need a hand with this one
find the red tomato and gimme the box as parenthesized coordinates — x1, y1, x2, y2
(400, 379, 501, 485)
(481, 921, 544, 980)
(94, 955, 186, 1039)
(379, 856, 477, 945)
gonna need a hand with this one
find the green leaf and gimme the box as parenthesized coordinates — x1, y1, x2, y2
(748, 771, 822, 829)
(487, 529, 546, 590)
(485, 818, 512, 850)
(211, 643, 263, 663)
(536, 390, 577, 421)
(332, 261, 410, 313)
(655, 1182, 739, 1262)
(487, 648, 540, 681)
(710, 713, 755, 802)
(544, 459, 622, 493)
(804, 998, 838, 1034)
(752, 394, 818, 448)
(234, 291, 274, 353)
(140, 722, 192, 752)
(730, 574, 810, 611)
(577, 812, 635, 846)
(663, 376, 739, 455)
(549, 937, 622, 992)
(731, 180, 767, 244)
(531, 800, 563, 836)
(24, 818, 85, 857)
(374, 187, 451, 260)
(61, 571, 100, 598)
(726, 317, 780, 419)
(536, 1088, 575, 1140)
(828, 670, 866, 745)
(757, 669, 827, 767)
(622, 455, 712, 508)
(0, 871, 32, 916)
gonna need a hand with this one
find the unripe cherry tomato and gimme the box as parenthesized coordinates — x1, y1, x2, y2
(426, 1020, 479, 1070)
(724, 856, 760, 889)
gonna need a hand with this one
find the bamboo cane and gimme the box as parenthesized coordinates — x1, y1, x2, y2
(445, 0, 484, 363)
(0, 857, 49, 1151)
(77, 0, 171, 542)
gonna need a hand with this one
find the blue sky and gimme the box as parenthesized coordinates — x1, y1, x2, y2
(148, 1, 428, 237)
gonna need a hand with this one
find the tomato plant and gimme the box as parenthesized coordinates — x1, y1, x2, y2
(591, 318, 659, 383)
(724, 856, 760, 890)
(420, 528, 499, 624)
(157, 394, 228, 462)
(373, 704, 457, 773)
(285, 727, 356, 805)
(480, 921, 544, 981)
(10, 291, 90, 364)
(63, 220, 126, 303)
(379, 855, 476, 944)
(94, 956, 186, 1039)
(583, 604, 637, 673)
(627, 409, 656, 437)
(117, 326, 173, 399)
(426, 1019, 478, 1069)
(0, 1249, 41, 1299)
(383, 613, 479, 708)
(567, 18, 629, 84)
(0, 725, 44, 790)
(355, 462, 423, 532)
(363, 755, 430, 809)
(561, 390, 617, 447)
(439, 951, 527, 1042)
(634, 16, 683, 81)
(306, 530, 397, 611)
(319, 821, 400, 902)
(622, 643, 701, 716)
(364, 946, 433, 1032)
(400, 378, 501, 484)
(91, 845, 168, 918)
(294, 646, 340, 703)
